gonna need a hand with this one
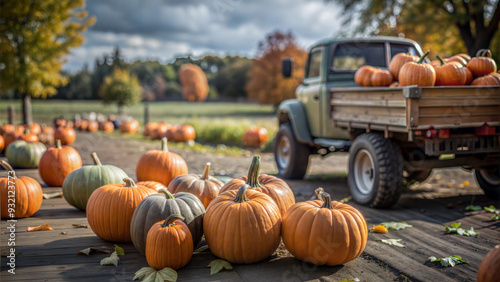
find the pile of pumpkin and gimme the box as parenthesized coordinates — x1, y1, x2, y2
(143, 122, 196, 142)
(355, 49, 499, 87)
(73, 113, 140, 135)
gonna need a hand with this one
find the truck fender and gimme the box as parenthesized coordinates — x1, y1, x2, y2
(277, 99, 313, 144)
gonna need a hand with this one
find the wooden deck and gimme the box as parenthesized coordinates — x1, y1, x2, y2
(1, 132, 499, 281)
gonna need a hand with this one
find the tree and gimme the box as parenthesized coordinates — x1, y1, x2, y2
(329, 0, 500, 56)
(0, 0, 94, 124)
(245, 31, 307, 106)
(99, 68, 142, 115)
(214, 58, 251, 99)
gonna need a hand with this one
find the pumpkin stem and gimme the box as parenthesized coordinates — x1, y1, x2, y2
(0, 161, 16, 179)
(315, 187, 324, 201)
(321, 192, 333, 209)
(417, 50, 430, 64)
(158, 188, 175, 199)
(55, 139, 62, 149)
(201, 162, 211, 180)
(123, 177, 137, 187)
(161, 214, 185, 227)
(91, 152, 102, 166)
(234, 184, 250, 203)
(246, 155, 262, 187)
(436, 55, 446, 66)
(161, 137, 169, 152)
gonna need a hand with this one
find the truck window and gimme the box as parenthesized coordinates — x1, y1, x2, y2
(331, 42, 386, 72)
(390, 43, 418, 59)
(306, 47, 323, 78)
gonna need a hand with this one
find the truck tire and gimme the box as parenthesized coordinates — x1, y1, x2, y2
(274, 124, 310, 179)
(474, 168, 500, 201)
(348, 133, 404, 208)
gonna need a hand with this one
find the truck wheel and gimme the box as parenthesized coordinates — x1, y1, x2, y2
(474, 167, 500, 201)
(348, 133, 404, 208)
(405, 169, 432, 182)
(274, 124, 310, 179)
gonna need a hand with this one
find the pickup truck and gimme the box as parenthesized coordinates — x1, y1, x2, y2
(276, 36, 500, 208)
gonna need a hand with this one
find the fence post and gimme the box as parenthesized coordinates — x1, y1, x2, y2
(144, 102, 149, 126)
(8, 105, 14, 124)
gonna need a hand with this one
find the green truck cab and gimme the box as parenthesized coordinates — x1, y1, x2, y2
(275, 36, 500, 208)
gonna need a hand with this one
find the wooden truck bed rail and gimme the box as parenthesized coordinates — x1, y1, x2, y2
(330, 86, 500, 139)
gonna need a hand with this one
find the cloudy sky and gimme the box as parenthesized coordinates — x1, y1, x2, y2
(64, 0, 343, 71)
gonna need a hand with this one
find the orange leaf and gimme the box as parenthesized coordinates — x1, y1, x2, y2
(373, 225, 389, 233)
(27, 224, 53, 232)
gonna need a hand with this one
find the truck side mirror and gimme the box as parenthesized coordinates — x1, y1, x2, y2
(282, 58, 293, 78)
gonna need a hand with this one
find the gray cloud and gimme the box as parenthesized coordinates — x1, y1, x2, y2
(64, 0, 342, 71)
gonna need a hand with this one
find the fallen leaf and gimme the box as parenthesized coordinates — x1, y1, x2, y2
(381, 239, 405, 247)
(43, 192, 63, 199)
(340, 197, 351, 203)
(491, 214, 500, 221)
(428, 255, 469, 267)
(114, 245, 125, 256)
(207, 259, 233, 275)
(100, 251, 119, 266)
(133, 266, 177, 282)
(373, 225, 388, 233)
(465, 205, 482, 211)
(78, 247, 93, 256)
(61, 232, 67, 235)
(483, 205, 498, 213)
(193, 244, 209, 254)
(380, 222, 412, 230)
(77, 246, 112, 255)
(72, 224, 88, 228)
(445, 222, 479, 236)
(27, 224, 53, 232)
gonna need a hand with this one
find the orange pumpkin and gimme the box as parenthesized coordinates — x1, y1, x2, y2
(54, 126, 76, 145)
(477, 245, 500, 282)
(399, 51, 436, 87)
(471, 74, 500, 86)
(41, 124, 55, 135)
(0, 124, 15, 136)
(27, 123, 41, 135)
(38, 139, 83, 187)
(468, 49, 497, 77)
(3, 131, 20, 149)
(87, 121, 99, 132)
(86, 178, 156, 242)
(242, 126, 268, 148)
(79, 120, 89, 131)
(174, 124, 196, 142)
(447, 55, 468, 66)
(146, 214, 193, 270)
(204, 184, 281, 264)
(282, 190, 368, 266)
(143, 122, 158, 137)
(354, 65, 377, 86)
(434, 55, 466, 86)
(136, 138, 188, 186)
(20, 129, 39, 143)
(136, 181, 167, 192)
(101, 121, 114, 133)
(54, 117, 67, 128)
(463, 67, 474, 84)
(370, 68, 393, 87)
(165, 125, 179, 142)
(168, 162, 224, 209)
(453, 53, 471, 63)
(389, 52, 419, 80)
(120, 120, 140, 134)
(0, 161, 43, 218)
(150, 122, 170, 140)
(0, 135, 4, 152)
(219, 155, 295, 216)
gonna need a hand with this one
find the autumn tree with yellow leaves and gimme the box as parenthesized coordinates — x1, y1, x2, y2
(246, 31, 307, 106)
(0, 0, 95, 124)
(99, 68, 142, 115)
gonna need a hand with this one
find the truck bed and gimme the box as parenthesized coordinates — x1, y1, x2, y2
(330, 86, 500, 138)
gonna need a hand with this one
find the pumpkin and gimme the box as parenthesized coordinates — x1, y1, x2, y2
(136, 138, 188, 186)
(38, 139, 83, 187)
(0, 124, 15, 136)
(54, 126, 76, 145)
(468, 49, 497, 77)
(477, 245, 500, 282)
(165, 125, 179, 142)
(447, 55, 468, 66)
(219, 155, 295, 216)
(282, 190, 368, 266)
(3, 131, 20, 149)
(204, 184, 281, 264)
(143, 122, 158, 137)
(62, 152, 128, 210)
(0, 161, 43, 219)
(130, 188, 205, 254)
(174, 124, 195, 142)
(434, 55, 467, 86)
(87, 121, 99, 132)
(136, 181, 167, 192)
(354, 65, 376, 86)
(150, 122, 170, 140)
(100, 121, 114, 133)
(54, 117, 67, 128)
(389, 81, 399, 87)
(20, 129, 39, 143)
(0, 135, 4, 153)
(471, 74, 500, 86)
(370, 68, 393, 87)
(168, 162, 224, 209)
(399, 51, 436, 87)
(6, 140, 46, 168)
(120, 119, 139, 134)
(389, 52, 419, 80)
(40, 124, 55, 135)
(145, 214, 193, 270)
(86, 178, 155, 242)
(242, 127, 268, 148)
(453, 53, 471, 63)
(66, 120, 74, 129)
(26, 123, 41, 135)
(79, 120, 89, 131)
(463, 67, 474, 84)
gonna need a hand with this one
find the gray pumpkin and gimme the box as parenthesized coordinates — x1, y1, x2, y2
(6, 140, 46, 168)
(130, 188, 205, 254)
(62, 152, 128, 210)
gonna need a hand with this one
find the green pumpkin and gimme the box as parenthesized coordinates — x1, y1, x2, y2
(62, 152, 128, 210)
(6, 140, 46, 168)
(130, 188, 205, 255)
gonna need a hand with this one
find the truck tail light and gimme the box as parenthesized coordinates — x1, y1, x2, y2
(438, 129, 450, 139)
(475, 123, 496, 136)
(425, 126, 437, 139)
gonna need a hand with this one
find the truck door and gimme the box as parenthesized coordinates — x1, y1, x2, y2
(296, 46, 324, 138)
